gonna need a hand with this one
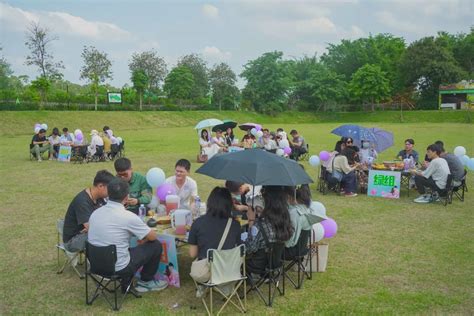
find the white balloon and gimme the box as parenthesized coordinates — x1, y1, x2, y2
(256, 130, 263, 138)
(250, 128, 257, 136)
(468, 158, 474, 170)
(312, 223, 325, 243)
(454, 146, 466, 157)
(146, 167, 166, 188)
(309, 155, 320, 167)
(40, 123, 48, 131)
(276, 148, 284, 156)
(461, 155, 470, 166)
(310, 201, 327, 217)
(117, 137, 123, 144)
(34, 127, 41, 134)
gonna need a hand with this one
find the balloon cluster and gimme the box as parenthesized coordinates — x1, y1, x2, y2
(33, 123, 48, 134)
(308, 150, 331, 167)
(74, 129, 84, 142)
(454, 146, 474, 171)
(145, 167, 176, 201)
(310, 201, 338, 242)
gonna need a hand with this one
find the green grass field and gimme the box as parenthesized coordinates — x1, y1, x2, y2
(0, 111, 473, 315)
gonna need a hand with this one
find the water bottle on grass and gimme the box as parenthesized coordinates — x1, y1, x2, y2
(139, 204, 146, 220)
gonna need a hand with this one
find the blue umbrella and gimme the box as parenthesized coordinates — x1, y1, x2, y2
(331, 124, 393, 153)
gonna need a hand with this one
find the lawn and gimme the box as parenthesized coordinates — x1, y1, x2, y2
(0, 112, 473, 315)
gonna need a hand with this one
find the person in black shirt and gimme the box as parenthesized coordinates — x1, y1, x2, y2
(188, 187, 241, 260)
(63, 170, 115, 252)
(30, 129, 52, 161)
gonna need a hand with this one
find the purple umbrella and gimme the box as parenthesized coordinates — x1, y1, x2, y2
(331, 124, 393, 153)
(238, 122, 262, 131)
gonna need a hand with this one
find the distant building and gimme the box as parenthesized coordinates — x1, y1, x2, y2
(439, 80, 474, 110)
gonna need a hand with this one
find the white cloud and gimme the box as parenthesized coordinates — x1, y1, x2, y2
(202, 4, 219, 19)
(202, 46, 232, 61)
(257, 16, 337, 38)
(296, 43, 327, 57)
(0, 3, 130, 40)
(375, 11, 421, 34)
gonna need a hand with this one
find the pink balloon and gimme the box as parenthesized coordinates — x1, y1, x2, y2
(319, 151, 330, 161)
(321, 218, 338, 238)
(283, 146, 292, 155)
(156, 183, 176, 201)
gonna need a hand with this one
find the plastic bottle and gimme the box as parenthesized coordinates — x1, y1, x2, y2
(138, 204, 146, 220)
(194, 196, 201, 219)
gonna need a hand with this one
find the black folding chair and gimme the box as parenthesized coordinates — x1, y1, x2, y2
(452, 170, 467, 202)
(87, 145, 105, 163)
(246, 242, 285, 307)
(72, 145, 88, 164)
(85, 241, 140, 311)
(438, 174, 453, 207)
(283, 230, 312, 290)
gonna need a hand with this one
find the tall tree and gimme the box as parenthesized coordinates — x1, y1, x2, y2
(80, 46, 113, 110)
(24, 22, 64, 80)
(163, 66, 194, 104)
(129, 50, 167, 93)
(240, 51, 291, 113)
(131, 69, 149, 110)
(209, 62, 239, 110)
(349, 64, 390, 111)
(399, 36, 466, 107)
(0, 46, 13, 90)
(177, 54, 209, 100)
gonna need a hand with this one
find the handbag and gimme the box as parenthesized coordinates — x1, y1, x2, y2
(197, 150, 208, 163)
(190, 218, 232, 283)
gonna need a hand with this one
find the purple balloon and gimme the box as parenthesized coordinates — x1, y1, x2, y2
(319, 150, 330, 161)
(283, 146, 292, 155)
(76, 133, 83, 141)
(156, 183, 177, 201)
(321, 218, 338, 238)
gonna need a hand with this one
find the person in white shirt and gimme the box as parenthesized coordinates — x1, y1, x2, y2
(165, 159, 198, 210)
(411, 144, 450, 203)
(60, 127, 75, 146)
(199, 129, 219, 159)
(88, 129, 104, 156)
(359, 140, 378, 164)
(88, 178, 168, 293)
(211, 129, 227, 152)
(260, 129, 277, 152)
(48, 127, 62, 159)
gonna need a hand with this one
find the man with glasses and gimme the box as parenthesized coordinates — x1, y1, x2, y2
(165, 159, 198, 210)
(114, 158, 152, 214)
(397, 138, 419, 163)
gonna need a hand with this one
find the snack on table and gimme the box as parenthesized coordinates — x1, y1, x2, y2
(156, 215, 171, 225)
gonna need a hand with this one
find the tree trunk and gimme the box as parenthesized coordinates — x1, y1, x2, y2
(139, 92, 143, 111)
(371, 98, 375, 112)
(219, 100, 222, 111)
(95, 92, 98, 111)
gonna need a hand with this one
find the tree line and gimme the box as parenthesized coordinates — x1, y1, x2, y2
(0, 22, 472, 113)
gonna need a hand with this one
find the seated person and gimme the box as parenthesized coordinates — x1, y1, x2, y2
(60, 127, 75, 146)
(225, 127, 236, 147)
(411, 144, 450, 203)
(88, 178, 168, 293)
(188, 187, 242, 261)
(101, 131, 112, 154)
(63, 170, 114, 252)
(165, 159, 198, 210)
(212, 129, 227, 152)
(359, 140, 378, 165)
(199, 129, 219, 159)
(327, 147, 360, 197)
(284, 186, 313, 258)
(30, 128, 52, 161)
(322, 140, 345, 169)
(437, 141, 464, 186)
(115, 158, 152, 214)
(225, 181, 263, 217)
(343, 137, 360, 162)
(289, 129, 307, 161)
(241, 131, 256, 149)
(88, 130, 104, 156)
(245, 186, 293, 272)
(261, 129, 278, 152)
(397, 138, 419, 164)
(48, 127, 61, 159)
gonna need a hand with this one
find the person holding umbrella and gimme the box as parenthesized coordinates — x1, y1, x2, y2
(212, 129, 228, 152)
(199, 129, 219, 159)
(225, 127, 236, 146)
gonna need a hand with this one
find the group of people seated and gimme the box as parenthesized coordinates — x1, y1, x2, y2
(199, 126, 308, 161)
(30, 125, 123, 162)
(62, 157, 198, 292)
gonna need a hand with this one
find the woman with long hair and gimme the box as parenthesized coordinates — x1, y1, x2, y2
(199, 129, 219, 159)
(245, 186, 293, 271)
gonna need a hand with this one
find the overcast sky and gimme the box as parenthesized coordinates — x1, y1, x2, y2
(1, 0, 472, 88)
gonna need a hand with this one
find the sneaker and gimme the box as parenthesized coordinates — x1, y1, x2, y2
(413, 194, 430, 203)
(136, 279, 168, 293)
(345, 192, 358, 197)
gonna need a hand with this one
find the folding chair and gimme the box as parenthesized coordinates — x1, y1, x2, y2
(56, 219, 84, 278)
(194, 244, 247, 315)
(85, 241, 141, 311)
(72, 145, 88, 164)
(438, 174, 453, 207)
(246, 242, 285, 307)
(452, 170, 467, 202)
(299, 144, 310, 162)
(87, 145, 105, 163)
(283, 230, 312, 290)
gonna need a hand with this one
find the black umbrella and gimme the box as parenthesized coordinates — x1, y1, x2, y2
(195, 148, 313, 186)
(212, 119, 237, 132)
